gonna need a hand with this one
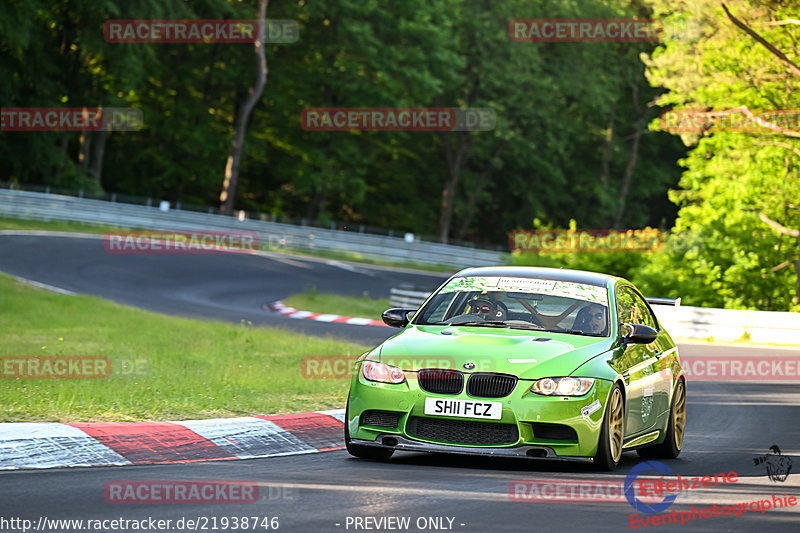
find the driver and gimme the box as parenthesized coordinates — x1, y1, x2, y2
(467, 298, 496, 319)
(575, 303, 607, 334)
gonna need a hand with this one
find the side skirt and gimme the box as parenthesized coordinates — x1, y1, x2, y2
(623, 430, 660, 450)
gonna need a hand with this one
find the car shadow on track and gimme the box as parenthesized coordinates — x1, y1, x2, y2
(342, 450, 657, 474)
(341, 450, 795, 484)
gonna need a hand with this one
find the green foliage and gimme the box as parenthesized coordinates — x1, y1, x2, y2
(3, 0, 796, 310)
(509, 219, 651, 281)
(640, 0, 800, 310)
(1, 0, 682, 237)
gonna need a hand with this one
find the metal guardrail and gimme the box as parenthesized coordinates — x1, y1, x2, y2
(0, 182, 496, 248)
(389, 288, 432, 309)
(653, 305, 799, 345)
(0, 189, 504, 268)
(389, 288, 798, 343)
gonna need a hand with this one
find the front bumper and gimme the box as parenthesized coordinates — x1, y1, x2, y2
(347, 371, 613, 459)
(350, 434, 594, 462)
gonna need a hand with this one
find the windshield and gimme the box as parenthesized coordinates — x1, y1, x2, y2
(413, 276, 610, 336)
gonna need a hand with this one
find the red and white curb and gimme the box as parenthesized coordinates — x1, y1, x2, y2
(265, 300, 387, 327)
(0, 409, 345, 471)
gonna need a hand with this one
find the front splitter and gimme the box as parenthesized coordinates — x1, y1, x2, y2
(352, 435, 594, 463)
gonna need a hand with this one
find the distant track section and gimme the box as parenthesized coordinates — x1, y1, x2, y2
(265, 301, 388, 327)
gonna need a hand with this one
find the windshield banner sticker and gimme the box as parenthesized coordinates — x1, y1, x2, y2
(439, 277, 608, 305)
(495, 278, 556, 291)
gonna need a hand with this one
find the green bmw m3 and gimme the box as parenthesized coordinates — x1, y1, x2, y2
(345, 266, 686, 470)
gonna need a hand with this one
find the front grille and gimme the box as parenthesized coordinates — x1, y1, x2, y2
(467, 373, 518, 398)
(531, 422, 578, 442)
(407, 417, 519, 445)
(361, 410, 402, 429)
(418, 369, 463, 395)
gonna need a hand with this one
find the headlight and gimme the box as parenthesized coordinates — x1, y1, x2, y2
(531, 377, 594, 396)
(362, 360, 406, 384)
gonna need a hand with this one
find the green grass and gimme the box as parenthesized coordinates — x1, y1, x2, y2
(283, 287, 391, 319)
(0, 273, 369, 422)
(0, 216, 124, 235)
(0, 217, 460, 273)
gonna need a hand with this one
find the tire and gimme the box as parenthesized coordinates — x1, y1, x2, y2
(637, 379, 685, 460)
(594, 383, 625, 471)
(344, 400, 394, 460)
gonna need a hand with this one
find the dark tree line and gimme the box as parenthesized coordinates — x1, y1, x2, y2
(0, 0, 685, 247)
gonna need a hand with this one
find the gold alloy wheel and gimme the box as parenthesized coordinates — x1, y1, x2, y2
(673, 381, 686, 449)
(609, 387, 624, 463)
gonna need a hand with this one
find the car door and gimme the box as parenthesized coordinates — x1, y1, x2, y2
(612, 285, 662, 436)
(629, 289, 674, 430)
(627, 288, 670, 432)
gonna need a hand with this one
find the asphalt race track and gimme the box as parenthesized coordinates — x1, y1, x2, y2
(0, 233, 449, 346)
(1, 233, 799, 532)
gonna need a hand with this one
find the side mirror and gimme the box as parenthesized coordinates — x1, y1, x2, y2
(382, 308, 416, 328)
(621, 323, 658, 344)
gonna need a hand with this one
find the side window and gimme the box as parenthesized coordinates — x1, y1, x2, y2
(424, 298, 448, 323)
(631, 290, 657, 329)
(443, 292, 472, 321)
(615, 287, 636, 325)
(616, 286, 656, 328)
(417, 293, 455, 323)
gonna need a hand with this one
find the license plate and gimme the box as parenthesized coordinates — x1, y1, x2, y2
(424, 398, 502, 420)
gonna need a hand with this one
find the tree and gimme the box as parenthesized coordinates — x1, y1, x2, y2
(752, 207, 799, 304)
(1, 0, 684, 257)
(219, 0, 269, 216)
(639, 0, 800, 310)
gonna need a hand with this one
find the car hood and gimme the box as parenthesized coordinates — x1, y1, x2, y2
(375, 324, 615, 380)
